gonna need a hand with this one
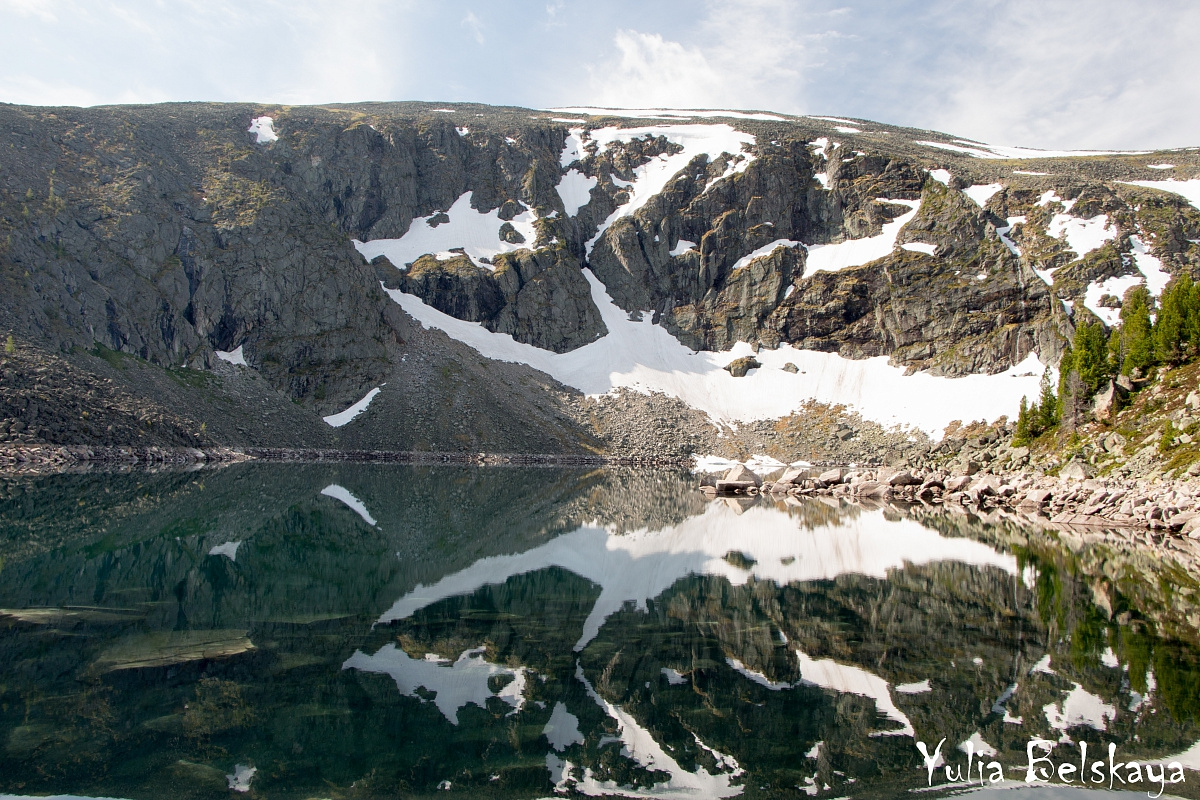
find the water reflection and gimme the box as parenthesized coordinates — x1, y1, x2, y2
(0, 465, 1199, 799)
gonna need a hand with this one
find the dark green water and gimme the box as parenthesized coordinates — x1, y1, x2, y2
(2, 464, 1200, 800)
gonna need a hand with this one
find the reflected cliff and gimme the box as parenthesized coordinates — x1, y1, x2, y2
(1, 464, 1199, 799)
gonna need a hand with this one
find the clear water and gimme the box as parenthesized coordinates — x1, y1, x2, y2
(1, 464, 1199, 799)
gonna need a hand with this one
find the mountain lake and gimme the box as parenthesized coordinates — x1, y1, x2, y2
(2, 463, 1199, 799)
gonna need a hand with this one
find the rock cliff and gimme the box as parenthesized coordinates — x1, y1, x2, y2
(1, 101, 1197, 451)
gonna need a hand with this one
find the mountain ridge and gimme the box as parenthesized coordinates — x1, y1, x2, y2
(0, 101, 1198, 459)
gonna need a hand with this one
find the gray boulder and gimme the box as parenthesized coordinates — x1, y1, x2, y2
(723, 464, 762, 486)
(819, 468, 847, 484)
(1059, 460, 1093, 480)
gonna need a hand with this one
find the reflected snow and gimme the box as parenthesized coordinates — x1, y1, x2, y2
(1, 463, 1199, 799)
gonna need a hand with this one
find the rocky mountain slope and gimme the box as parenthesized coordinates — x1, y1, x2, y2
(1, 101, 1198, 456)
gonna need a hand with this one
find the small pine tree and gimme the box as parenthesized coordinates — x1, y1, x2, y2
(1013, 396, 1032, 446)
(4, 335, 13, 355)
(1072, 318, 1112, 394)
(1036, 366, 1058, 430)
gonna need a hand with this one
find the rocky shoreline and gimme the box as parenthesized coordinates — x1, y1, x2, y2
(701, 462, 1200, 538)
(9, 441, 1200, 540)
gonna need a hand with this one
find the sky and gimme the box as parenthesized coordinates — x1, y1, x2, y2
(0, 0, 1197, 151)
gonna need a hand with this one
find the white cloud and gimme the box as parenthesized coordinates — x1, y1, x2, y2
(583, 0, 810, 112)
(923, 0, 1200, 150)
(0, 0, 1194, 150)
(462, 10, 484, 45)
(0, 0, 58, 22)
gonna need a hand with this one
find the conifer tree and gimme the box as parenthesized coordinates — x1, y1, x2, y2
(1113, 286, 1155, 375)
(1037, 366, 1058, 430)
(1153, 274, 1200, 364)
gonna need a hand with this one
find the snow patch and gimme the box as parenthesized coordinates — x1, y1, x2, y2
(692, 455, 743, 473)
(571, 665, 744, 797)
(958, 733, 997, 757)
(1044, 683, 1116, 733)
(1047, 213, 1116, 259)
(1084, 274, 1143, 326)
(963, 183, 1003, 208)
(928, 169, 952, 186)
(556, 169, 598, 217)
(834, 125, 860, 134)
(247, 117, 277, 144)
(215, 345, 247, 366)
(320, 484, 378, 526)
(803, 200, 921, 277)
(901, 242, 937, 256)
(227, 764, 257, 793)
(661, 667, 688, 685)
(670, 239, 697, 257)
(385, 268, 1045, 437)
(809, 116, 859, 125)
(208, 541, 242, 561)
(1147, 164, 1175, 170)
(322, 387, 381, 428)
(354, 192, 537, 270)
(342, 645, 526, 724)
(1101, 647, 1119, 668)
(1159, 739, 1200, 771)
(732, 239, 803, 271)
(1120, 178, 1200, 211)
(560, 127, 586, 167)
(1013, 170, 1049, 176)
(727, 657, 794, 691)
(455, 126, 470, 137)
(997, 216, 1025, 260)
(1031, 654, 1055, 675)
(895, 679, 931, 694)
(1131, 235, 1171, 296)
(543, 702, 584, 751)
(797, 650, 914, 737)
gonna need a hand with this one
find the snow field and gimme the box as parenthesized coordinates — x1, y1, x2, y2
(342, 645, 525, 725)
(386, 266, 1045, 437)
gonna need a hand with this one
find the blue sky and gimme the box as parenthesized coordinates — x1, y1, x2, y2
(1, 0, 1197, 150)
